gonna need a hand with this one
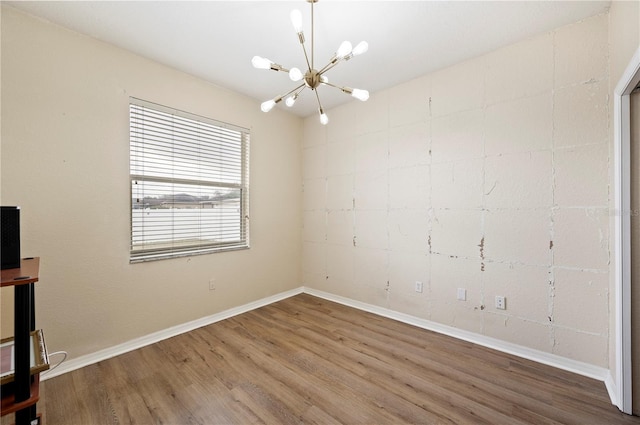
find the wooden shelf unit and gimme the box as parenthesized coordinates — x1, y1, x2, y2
(0, 375, 40, 415)
(1, 257, 45, 425)
(1, 329, 50, 386)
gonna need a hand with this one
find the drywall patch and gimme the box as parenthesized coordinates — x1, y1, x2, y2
(479, 237, 485, 271)
(485, 181, 497, 195)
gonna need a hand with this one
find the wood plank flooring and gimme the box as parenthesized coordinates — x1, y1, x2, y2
(5, 293, 640, 424)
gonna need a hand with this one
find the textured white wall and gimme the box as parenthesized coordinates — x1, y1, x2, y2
(0, 6, 303, 358)
(302, 13, 611, 367)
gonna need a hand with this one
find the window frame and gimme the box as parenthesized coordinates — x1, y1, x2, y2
(129, 98, 250, 263)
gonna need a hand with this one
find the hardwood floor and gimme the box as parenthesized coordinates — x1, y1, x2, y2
(6, 293, 640, 424)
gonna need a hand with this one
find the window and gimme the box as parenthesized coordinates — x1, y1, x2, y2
(129, 98, 250, 262)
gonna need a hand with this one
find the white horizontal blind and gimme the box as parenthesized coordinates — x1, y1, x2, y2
(129, 98, 250, 262)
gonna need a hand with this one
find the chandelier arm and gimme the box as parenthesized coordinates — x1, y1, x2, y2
(313, 87, 324, 110)
(283, 82, 307, 99)
(314, 88, 329, 125)
(317, 58, 342, 75)
(323, 81, 369, 102)
(274, 65, 291, 73)
(322, 81, 345, 92)
(323, 81, 357, 97)
(268, 82, 306, 103)
(298, 39, 313, 72)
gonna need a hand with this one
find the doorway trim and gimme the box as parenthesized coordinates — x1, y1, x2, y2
(614, 46, 640, 414)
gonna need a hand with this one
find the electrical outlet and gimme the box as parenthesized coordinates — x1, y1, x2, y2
(415, 281, 423, 293)
(457, 288, 467, 301)
(209, 279, 216, 291)
(495, 295, 506, 310)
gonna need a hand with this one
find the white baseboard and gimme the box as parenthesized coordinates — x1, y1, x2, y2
(42, 285, 616, 408)
(605, 371, 619, 408)
(42, 287, 304, 380)
(302, 287, 613, 399)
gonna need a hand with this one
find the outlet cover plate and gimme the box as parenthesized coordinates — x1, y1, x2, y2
(457, 288, 467, 301)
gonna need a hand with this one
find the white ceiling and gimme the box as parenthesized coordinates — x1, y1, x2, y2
(6, 1, 610, 118)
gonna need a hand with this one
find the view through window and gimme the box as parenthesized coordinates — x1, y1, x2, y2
(129, 98, 250, 262)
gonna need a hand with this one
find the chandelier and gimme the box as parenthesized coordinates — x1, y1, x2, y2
(252, 0, 369, 125)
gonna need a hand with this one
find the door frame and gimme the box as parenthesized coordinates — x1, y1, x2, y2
(614, 46, 640, 414)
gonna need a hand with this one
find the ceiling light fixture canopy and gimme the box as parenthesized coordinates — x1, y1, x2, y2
(252, 0, 369, 125)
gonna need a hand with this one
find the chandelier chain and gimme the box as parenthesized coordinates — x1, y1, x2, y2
(311, 0, 314, 70)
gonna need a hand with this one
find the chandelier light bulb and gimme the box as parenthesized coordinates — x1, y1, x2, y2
(285, 94, 298, 107)
(289, 67, 303, 82)
(351, 88, 370, 101)
(261, 99, 276, 112)
(290, 9, 303, 33)
(320, 75, 329, 83)
(319, 109, 329, 125)
(352, 41, 369, 56)
(336, 41, 353, 59)
(252, 56, 273, 70)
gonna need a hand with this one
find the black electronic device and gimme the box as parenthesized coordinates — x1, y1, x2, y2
(1, 206, 21, 270)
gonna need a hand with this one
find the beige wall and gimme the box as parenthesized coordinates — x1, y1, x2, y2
(0, 6, 303, 358)
(302, 13, 612, 367)
(609, 1, 640, 85)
